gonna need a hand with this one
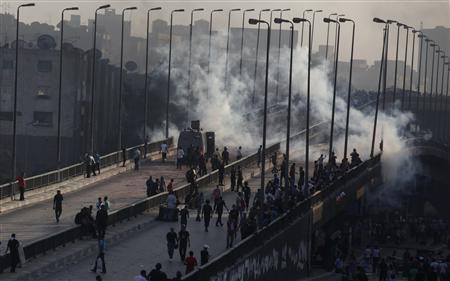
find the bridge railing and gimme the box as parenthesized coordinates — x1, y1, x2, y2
(183, 154, 382, 281)
(0, 137, 173, 200)
(0, 142, 280, 273)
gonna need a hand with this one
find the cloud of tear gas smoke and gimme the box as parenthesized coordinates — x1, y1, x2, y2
(147, 26, 417, 186)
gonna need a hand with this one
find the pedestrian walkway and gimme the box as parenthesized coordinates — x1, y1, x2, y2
(0, 152, 184, 246)
(0, 148, 174, 214)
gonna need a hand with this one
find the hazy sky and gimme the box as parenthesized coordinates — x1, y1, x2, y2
(2, 0, 449, 63)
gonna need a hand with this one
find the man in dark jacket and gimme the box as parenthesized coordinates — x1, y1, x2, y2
(5, 234, 20, 272)
(96, 205, 108, 238)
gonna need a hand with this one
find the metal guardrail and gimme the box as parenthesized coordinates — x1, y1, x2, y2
(0, 137, 173, 200)
(0, 142, 280, 273)
(182, 154, 383, 281)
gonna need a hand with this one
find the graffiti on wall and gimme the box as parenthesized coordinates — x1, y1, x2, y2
(210, 215, 311, 281)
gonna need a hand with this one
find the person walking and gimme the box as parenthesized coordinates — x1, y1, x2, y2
(243, 182, 251, 209)
(200, 245, 210, 266)
(91, 237, 106, 274)
(236, 166, 243, 192)
(230, 166, 236, 192)
(236, 146, 242, 160)
(5, 234, 20, 272)
(134, 148, 141, 170)
(214, 196, 228, 227)
(166, 228, 178, 260)
(90, 154, 97, 176)
(180, 206, 189, 228)
(218, 161, 225, 186)
(94, 152, 101, 174)
(202, 200, 213, 232)
(221, 147, 229, 165)
(184, 251, 198, 274)
(121, 146, 127, 167)
(16, 172, 26, 201)
(195, 192, 204, 222)
(226, 217, 236, 249)
(257, 145, 262, 167)
(177, 147, 184, 169)
(298, 166, 305, 189)
(96, 205, 108, 238)
(53, 190, 63, 223)
(161, 142, 168, 162)
(178, 225, 190, 262)
(84, 154, 92, 178)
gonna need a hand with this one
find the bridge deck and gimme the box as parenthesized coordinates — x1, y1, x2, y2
(1, 162, 268, 281)
(0, 156, 187, 247)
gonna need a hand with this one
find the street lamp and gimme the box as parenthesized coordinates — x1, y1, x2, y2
(252, 9, 270, 104)
(293, 17, 312, 194)
(325, 13, 338, 59)
(275, 9, 290, 104)
(274, 17, 294, 189)
(416, 33, 425, 112)
(300, 9, 312, 47)
(400, 25, 411, 110)
(206, 9, 223, 98)
(392, 22, 403, 105)
(339, 17, 355, 161)
(407, 29, 418, 109)
(434, 49, 442, 114)
(323, 17, 340, 161)
(166, 9, 185, 139)
(224, 8, 241, 89)
(311, 10, 323, 50)
(11, 2, 35, 194)
(428, 43, 437, 127)
(422, 39, 433, 116)
(117, 6, 137, 153)
(56, 6, 78, 176)
(371, 18, 388, 158)
(89, 4, 111, 155)
(187, 8, 204, 122)
(248, 18, 271, 194)
(439, 57, 448, 139)
(239, 9, 255, 77)
(143, 7, 162, 158)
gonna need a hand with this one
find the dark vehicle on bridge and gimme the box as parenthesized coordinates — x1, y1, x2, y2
(177, 120, 215, 160)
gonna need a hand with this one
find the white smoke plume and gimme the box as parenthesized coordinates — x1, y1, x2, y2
(149, 25, 417, 185)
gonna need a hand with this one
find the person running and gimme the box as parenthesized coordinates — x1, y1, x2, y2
(214, 196, 228, 227)
(202, 200, 213, 232)
(91, 237, 106, 274)
(178, 225, 190, 262)
(166, 228, 178, 260)
(148, 263, 167, 281)
(5, 234, 20, 272)
(53, 190, 63, 223)
(184, 251, 198, 274)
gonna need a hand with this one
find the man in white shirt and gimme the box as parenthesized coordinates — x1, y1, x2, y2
(177, 148, 184, 169)
(161, 143, 168, 162)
